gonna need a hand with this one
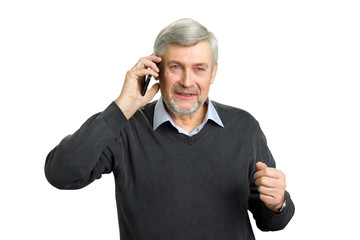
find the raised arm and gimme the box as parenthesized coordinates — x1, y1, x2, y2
(45, 103, 127, 189)
(45, 54, 161, 189)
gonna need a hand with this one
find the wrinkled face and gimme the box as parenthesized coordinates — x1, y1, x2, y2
(159, 41, 218, 115)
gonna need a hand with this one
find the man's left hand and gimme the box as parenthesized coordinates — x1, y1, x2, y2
(254, 162, 286, 213)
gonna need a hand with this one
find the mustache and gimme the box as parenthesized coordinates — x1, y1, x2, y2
(170, 84, 200, 95)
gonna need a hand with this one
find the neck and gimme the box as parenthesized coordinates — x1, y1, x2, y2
(166, 102, 208, 134)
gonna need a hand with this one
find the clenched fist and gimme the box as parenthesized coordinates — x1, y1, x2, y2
(254, 162, 286, 213)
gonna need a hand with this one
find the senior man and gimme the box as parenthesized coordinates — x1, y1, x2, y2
(45, 18, 295, 239)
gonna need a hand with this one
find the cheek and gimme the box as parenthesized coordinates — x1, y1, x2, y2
(159, 80, 168, 97)
(161, 72, 178, 88)
(165, 71, 181, 82)
(198, 80, 212, 95)
(159, 77, 174, 96)
(200, 85, 209, 94)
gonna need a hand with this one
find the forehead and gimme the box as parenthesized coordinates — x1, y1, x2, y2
(162, 41, 212, 65)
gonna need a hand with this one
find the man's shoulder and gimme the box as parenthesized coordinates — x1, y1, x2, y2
(212, 101, 257, 121)
(140, 100, 158, 112)
(211, 101, 260, 131)
(134, 100, 158, 125)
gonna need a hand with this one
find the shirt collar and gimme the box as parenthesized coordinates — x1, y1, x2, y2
(153, 97, 224, 132)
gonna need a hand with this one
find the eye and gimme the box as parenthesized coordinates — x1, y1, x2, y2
(169, 64, 182, 73)
(194, 66, 207, 74)
(170, 64, 180, 69)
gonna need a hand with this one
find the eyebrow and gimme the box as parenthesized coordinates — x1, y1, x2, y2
(166, 61, 209, 68)
(166, 60, 182, 66)
(194, 63, 209, 69)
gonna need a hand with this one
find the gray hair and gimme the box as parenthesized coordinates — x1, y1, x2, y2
(153, 18, 218, 67)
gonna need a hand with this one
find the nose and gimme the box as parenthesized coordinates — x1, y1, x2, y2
(180, 69, 194, 88)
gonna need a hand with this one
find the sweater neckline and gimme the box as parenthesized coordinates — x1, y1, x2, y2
(141, 100, 222, 145)
(154, 120, 217, 146)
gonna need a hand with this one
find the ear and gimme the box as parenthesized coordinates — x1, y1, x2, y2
(210, 63, 218, 85)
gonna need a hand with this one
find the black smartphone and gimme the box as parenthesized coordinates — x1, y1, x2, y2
(141, 63, 160, 96)
(141, 74, 152, 96)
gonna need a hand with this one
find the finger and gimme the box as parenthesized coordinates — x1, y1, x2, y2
(254, 167, 279, 180)
(130, 68, 159, 80)
(143, 83, 160, 100)
(132, 56, 162, 71)
(149, 53, 162, 63)
(258, 186, 285, 200)
(145, 56, 161, 72)
(258, 188, 285, 208)
(256, 162, 267, 171)
(259, 194, 278, 206)
(255, 176, 278, 188)
(254, 162, 267, 179)
(258, 186, 276, 197)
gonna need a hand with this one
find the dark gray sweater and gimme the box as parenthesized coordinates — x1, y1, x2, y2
(45, 101, 295, 240)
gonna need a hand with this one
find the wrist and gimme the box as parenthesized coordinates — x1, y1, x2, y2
(114, 96, 138, 120)
(278, 200, 287, 212)
(266, 199, 287, 213)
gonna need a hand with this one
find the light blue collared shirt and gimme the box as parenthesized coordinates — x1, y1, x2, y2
(153, 97, 224, 136)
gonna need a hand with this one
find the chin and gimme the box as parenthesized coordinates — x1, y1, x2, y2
(164, 97, 205, 115)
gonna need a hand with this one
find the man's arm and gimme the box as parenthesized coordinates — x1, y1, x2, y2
(45, 54, 161, 189)
(248, 123, 295, 231)
(249, 187, 295, 231)
(44, 103, 127, 189)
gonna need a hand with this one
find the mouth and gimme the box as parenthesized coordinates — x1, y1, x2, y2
(174, 92, 197, 99)
(176, 92, 196, 96)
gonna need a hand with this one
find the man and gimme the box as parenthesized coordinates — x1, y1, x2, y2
(45, 18, 295, 239)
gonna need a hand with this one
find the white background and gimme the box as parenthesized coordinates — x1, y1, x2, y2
(1, 0, 359, 239)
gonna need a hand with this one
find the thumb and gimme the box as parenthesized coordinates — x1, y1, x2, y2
(256, 161, 268, 171)
(144, 83, 160, 101)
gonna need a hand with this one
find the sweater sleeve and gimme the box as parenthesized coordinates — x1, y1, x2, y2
(248, 122, 295, 231)
(44, 102, 128, 190)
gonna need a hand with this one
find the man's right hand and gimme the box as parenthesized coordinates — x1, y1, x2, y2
(115, 54, 161, 119)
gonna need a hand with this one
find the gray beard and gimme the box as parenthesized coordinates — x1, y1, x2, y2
(162, 96, 206, 116)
